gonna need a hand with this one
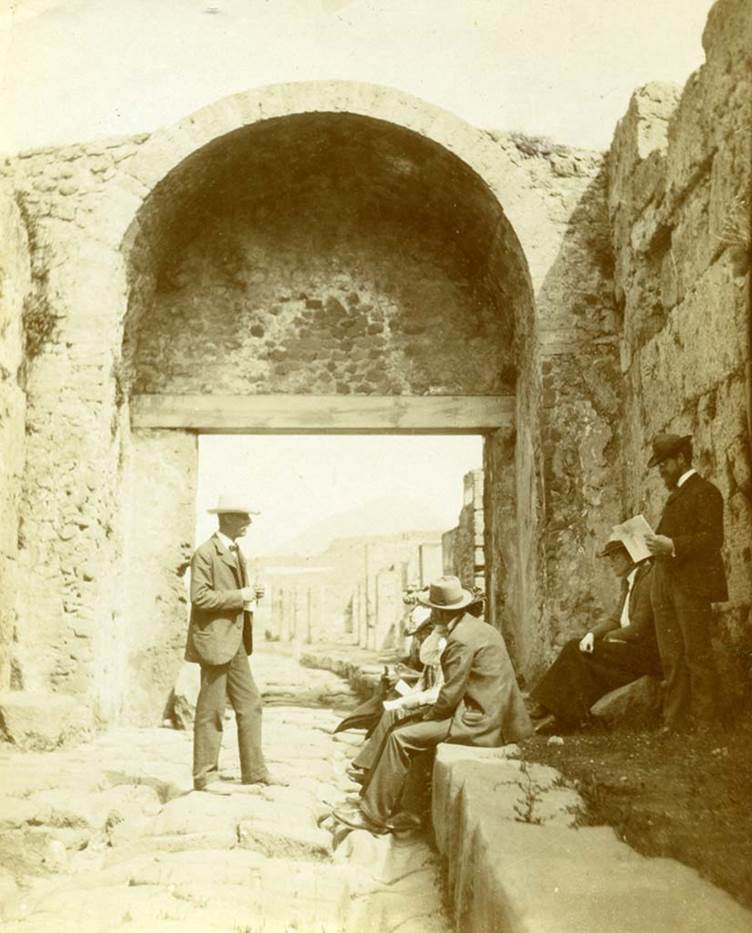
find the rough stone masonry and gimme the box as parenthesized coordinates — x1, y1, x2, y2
(0, 0, 749, 735)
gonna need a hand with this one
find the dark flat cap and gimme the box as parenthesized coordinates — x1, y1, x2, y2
(599, 536, 629, 558)
(648, 433, 692, 469)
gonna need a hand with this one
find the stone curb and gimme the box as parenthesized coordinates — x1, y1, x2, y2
(432, 744, 752, 933)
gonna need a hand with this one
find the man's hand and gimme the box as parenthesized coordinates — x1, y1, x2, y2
(254, 583, 266, 600)
(381, 666, 398, 689)
(579, 632, 594, 654)
(240, 587, 255, 602)
(645, 532, 674, 557)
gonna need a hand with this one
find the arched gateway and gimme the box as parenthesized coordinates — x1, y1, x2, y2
(15, 82, 556, 725)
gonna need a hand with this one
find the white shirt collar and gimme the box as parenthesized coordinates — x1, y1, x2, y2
(448, 614, 464, 634)
(216, 531, 236, 550)
(619, 566, 640, 627)
(677, 468, 697, 488)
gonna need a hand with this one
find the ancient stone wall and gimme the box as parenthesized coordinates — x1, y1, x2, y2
(483, 141, 623, 680)
(608, 0, 752, 698)
(11, 64, 744, 720)
(0, 182, 30, 690)
(0, 96, 623, 711)
(0, 137, 146, 717)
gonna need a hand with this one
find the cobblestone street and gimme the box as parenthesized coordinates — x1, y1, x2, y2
(0, 652, 450, 933)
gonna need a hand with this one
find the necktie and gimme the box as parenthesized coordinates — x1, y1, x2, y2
(229, 544, 247, 586)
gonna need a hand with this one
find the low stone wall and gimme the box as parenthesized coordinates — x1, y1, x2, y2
(298, 643, 399, 698)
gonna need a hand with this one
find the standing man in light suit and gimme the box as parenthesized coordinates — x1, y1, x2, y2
(645, 434, 728, 729)
(186, 495, 280, 792)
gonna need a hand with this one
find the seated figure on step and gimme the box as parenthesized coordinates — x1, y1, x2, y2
(333, 575, 533, 835)
(529, 535, 662, 734)
(333, 605, 438, 738)
(344, 605, 449, 788)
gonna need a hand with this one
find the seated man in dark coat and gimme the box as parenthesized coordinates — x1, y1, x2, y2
(530, 536, 661, 733)
(333, 575, 532, 833)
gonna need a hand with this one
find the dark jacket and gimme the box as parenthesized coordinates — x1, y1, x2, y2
(185, 534, 253, 666)
(656, 473, 728, 602)
(427, 613, 532, 746)
(592, 560, 657, 649)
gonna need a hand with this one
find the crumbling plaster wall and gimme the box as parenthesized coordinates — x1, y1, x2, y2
(608, 0, 752, 697)
(0, 181, 30, 690)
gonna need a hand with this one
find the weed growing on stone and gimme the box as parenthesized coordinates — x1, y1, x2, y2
(512, 760, 544, 825)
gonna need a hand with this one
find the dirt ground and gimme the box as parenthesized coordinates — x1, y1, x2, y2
(523, 718, 752, 911)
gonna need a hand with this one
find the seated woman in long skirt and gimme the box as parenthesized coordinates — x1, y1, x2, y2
(530, 537, 662, 733)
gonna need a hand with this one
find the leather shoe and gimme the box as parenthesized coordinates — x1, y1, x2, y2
(194, 781, 232, 796)
(332, 807, 387, 834)
(346, 767, 368, 785)
(533, 714, 559, 735)
(244, 772, 288, 787)
(384, 811, 422, 832)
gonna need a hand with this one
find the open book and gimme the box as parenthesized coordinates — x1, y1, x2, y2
(611, 514, 654, 563)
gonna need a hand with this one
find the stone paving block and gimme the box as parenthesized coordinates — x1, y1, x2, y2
(151, 791, 283, 836)
(237, 817, 332, 860)
(0, 693, 92, 751)
(102, 831, 238, 863)
(0, 795, 47, 829)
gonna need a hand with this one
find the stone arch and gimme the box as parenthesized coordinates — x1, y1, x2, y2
(84, 81, 557, 372)
(17, 82, 552, 724)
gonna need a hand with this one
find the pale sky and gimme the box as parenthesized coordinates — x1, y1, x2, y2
(1, 0, 714, 153)
(195, 435, 482, 556)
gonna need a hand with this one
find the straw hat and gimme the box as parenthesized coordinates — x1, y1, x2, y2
(207, 495, 260, 515)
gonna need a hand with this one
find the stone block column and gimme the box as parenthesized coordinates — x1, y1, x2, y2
(119, 428, 197, 725)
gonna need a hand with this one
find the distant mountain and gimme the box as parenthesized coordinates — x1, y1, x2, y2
(269, 496, 449, 557)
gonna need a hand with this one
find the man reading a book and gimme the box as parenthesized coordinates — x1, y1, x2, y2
(530, 535, 661, 733)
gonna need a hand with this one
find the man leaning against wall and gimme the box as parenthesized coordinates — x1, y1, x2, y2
(645, 434, 728, 731)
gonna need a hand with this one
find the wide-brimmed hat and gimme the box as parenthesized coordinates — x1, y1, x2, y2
(599, 535, 629, 558)
(417, 575, 474, 610)
(648, 433, 692, 468)
(207, 495, 260, 515)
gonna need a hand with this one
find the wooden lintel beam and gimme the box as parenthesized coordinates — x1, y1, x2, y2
(130, 394, 514, 435)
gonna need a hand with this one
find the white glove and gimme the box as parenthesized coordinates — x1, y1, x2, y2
(579, 632, 595, 654)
